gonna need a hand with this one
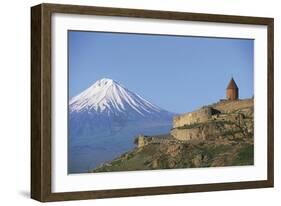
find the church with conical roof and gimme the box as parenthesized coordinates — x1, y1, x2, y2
(226, 77, 239, 100)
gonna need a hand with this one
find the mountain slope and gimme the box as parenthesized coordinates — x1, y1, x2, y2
(68, 78, 174, 173)
(70, 78, 165, 117)
(69, 78, 173, 138)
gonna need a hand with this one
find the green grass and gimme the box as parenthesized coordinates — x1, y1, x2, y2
(232, 144, 254, 165)
(196, 144, 232, 161)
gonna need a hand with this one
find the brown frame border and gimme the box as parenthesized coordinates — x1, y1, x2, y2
(31, 3, 274, 202)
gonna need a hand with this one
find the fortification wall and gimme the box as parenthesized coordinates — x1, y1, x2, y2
(173, 99, 253, 130)
(137, 135, 173, 148)
(137, 135, 147, 148)
(212, 98, 253, 113)
(171, 116, 252, 141)
(173, 107, 219, 128)
(138, 99, 254, 144)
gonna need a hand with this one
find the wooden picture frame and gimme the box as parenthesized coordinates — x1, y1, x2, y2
(31, 3, 274, 202)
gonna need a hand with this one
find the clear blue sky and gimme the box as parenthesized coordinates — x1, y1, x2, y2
(68, 31, 253, 113)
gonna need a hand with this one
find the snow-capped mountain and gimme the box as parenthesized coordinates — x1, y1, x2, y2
(68, 78, 174, 173)
(69, 78, 172, 119)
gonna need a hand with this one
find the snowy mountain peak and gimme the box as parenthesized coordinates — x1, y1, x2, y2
(69, 78, 169, 117)
(93, 78, 115, 87)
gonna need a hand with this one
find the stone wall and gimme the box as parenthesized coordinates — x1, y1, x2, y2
(171, 122, 220, 141)
(171, 116, 252, 141)
(137, 135, 148, 148)
(173, 107, 220, 128)
(212, 98, 253, 113)
(138, 99, 253, 144)
(136, 135, 173, 148)
(171, 124, 223, 141)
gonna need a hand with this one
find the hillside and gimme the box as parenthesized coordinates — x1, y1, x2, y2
(91, 98, 254, 172)
(92, 138, 253, 172)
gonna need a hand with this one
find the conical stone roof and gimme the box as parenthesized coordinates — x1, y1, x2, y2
(227, 78, 238, 89)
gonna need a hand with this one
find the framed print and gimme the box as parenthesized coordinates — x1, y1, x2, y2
(31, 3, 274, 202)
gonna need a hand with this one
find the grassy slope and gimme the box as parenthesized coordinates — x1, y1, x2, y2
(92, 140, 253, 172)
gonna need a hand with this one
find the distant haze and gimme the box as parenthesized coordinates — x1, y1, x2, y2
(69, 31, 253, 113)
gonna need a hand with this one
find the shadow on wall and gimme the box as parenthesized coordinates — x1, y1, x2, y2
(18, 190, 30, 198)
